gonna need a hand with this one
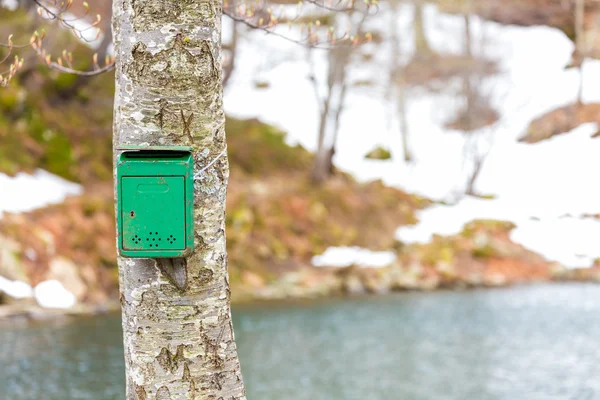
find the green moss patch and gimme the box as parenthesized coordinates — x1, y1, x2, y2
(364, 146, 392, 160)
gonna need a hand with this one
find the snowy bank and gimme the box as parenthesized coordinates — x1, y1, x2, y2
(0, 276, 78, 309)
(0, 276, 33, 299)
(396, 123, 600, 268)
(224, 4, 600, 269)
(312, 247, 396, 268)
(0, 169, 82, 218)
(33, 280, 76, 309)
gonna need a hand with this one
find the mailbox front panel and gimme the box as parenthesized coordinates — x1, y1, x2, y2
(121, 177, 186, 252)
(117, 149, 194, 258)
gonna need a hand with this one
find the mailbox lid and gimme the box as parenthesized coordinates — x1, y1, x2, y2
(117, 151, 194, 178)
(121, 177, 186, 253)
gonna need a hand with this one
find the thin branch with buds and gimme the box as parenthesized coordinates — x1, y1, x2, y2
(223, 0, 378, 48)
(0, 0, 116, 84)
(28, 29, 115, 77)
(32, 0, 101, 43)
(1, 0, 378, 86)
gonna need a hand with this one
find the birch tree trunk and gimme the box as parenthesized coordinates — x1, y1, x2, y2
(112, 1, 246, 399)
(413, 2, 432, 55)
(575, 0, 585, 105)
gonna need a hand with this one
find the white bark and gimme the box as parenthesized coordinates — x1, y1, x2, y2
(112, 1, 246, 399)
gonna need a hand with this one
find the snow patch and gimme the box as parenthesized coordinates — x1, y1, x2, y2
(0, 276, 33, 299)
(1, 0, 18, 10)
(511, 218, 600, 269)
(34, 280, 76, 309)
(312, 247, 396, 268)
(224, 4, 600, 269)
(396, 123, 600, 268)
(0, 169, 82, 218)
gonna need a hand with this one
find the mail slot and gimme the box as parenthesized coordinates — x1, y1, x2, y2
(116, 146, 194, 258)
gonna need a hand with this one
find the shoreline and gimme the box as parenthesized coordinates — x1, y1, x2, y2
(1, 278, 597, 323)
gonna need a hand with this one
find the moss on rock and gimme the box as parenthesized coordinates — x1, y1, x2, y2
(364, 146, 392, 160)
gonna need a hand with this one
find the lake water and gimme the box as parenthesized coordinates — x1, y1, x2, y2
(2, 284, 600, 399)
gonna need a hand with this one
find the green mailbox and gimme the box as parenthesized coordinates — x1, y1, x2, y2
(116, 146, 194, 258)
